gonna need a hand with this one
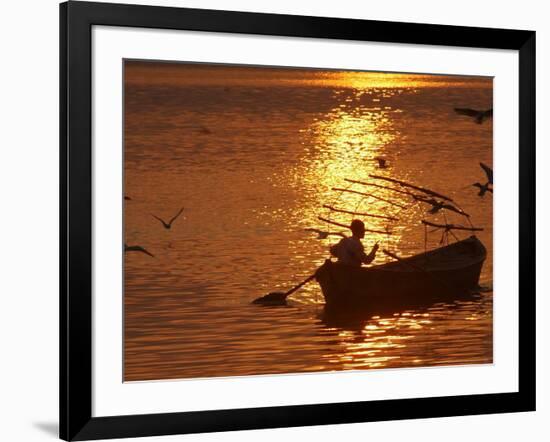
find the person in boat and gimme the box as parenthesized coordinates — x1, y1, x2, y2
(329, 219, 379, 266)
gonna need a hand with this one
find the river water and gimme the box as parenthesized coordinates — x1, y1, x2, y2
(124, 61, 493, 381)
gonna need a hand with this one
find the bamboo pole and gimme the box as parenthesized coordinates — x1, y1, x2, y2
(318, 216, 392, 235)
(344, 178, 419, 198)
(421, 220, 483, 232)
(369, 174, 454, 202)
(322, 204, 399, 221)
(331, 187, 407, 209)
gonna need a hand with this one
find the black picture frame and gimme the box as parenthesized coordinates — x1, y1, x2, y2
(60, 1, 536, 440)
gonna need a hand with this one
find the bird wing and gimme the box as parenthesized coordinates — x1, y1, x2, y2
(137, 246, 154, 257)
(169, 208, 184, 225)
(151, 214, 167, 226)
(479, 162, 493, 184)
(125, 245, 154, 257)
(417, 196, 438, 206)
(454, 108, 480, 117)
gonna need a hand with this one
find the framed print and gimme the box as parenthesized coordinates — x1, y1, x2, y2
(60, 1, 536, 440)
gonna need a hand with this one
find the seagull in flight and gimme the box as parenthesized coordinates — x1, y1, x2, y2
(152, 207, 184, 230)
(304, 228, 345, 239)
(124, 243, 154, 257)
(374, 156, 388, 169)
(472, 162, 493, 196)
(454, 108, 493, 124)
(413, 195, 469, 216)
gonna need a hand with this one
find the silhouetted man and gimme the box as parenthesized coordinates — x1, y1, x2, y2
(329, 219, 379, 266)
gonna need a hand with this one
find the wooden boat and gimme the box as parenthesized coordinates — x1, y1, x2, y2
(315, 235, 486, 311)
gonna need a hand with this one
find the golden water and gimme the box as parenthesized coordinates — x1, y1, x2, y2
(124, 62, 492, 381)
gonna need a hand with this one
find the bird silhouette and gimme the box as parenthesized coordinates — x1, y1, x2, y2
(472, 162, 493, 196)
(414, 195, 469, 216)
(304, 228, 345, 239)
(374, 156, 388, 169)
(454, 107, 493, 124)
(480, 162, 493, 184)
(473, 183, 492, 196)
(151, 208, 184, 229)
(124, 243, 154, 257)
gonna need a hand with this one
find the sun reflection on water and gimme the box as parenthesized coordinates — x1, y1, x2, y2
(286, 85, 418, 266)
(323, 312, 434, 369)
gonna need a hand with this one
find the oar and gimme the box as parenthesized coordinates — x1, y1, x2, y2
(252, 272, 318, 306)
(382, 249, 455, 293)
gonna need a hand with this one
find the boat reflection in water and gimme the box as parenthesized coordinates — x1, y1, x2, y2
(317, 291, 492, 370)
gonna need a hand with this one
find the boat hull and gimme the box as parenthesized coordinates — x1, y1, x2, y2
(316, 236, 486, 311)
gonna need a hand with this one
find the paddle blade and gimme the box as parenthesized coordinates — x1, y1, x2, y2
(252, 292, 288, 306)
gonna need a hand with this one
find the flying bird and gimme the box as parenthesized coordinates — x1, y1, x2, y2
(151, 207, 184, 230)
(304, 228, 345, 239)
(413, 195, 469, 216)
(124, 243, 154, 257)
(472, 183, 493, 196)
(374, 156, 388, 169)
(454, 107, 493, 124)
(472, 162, 493, 196)
(480, 162, 493, 184)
